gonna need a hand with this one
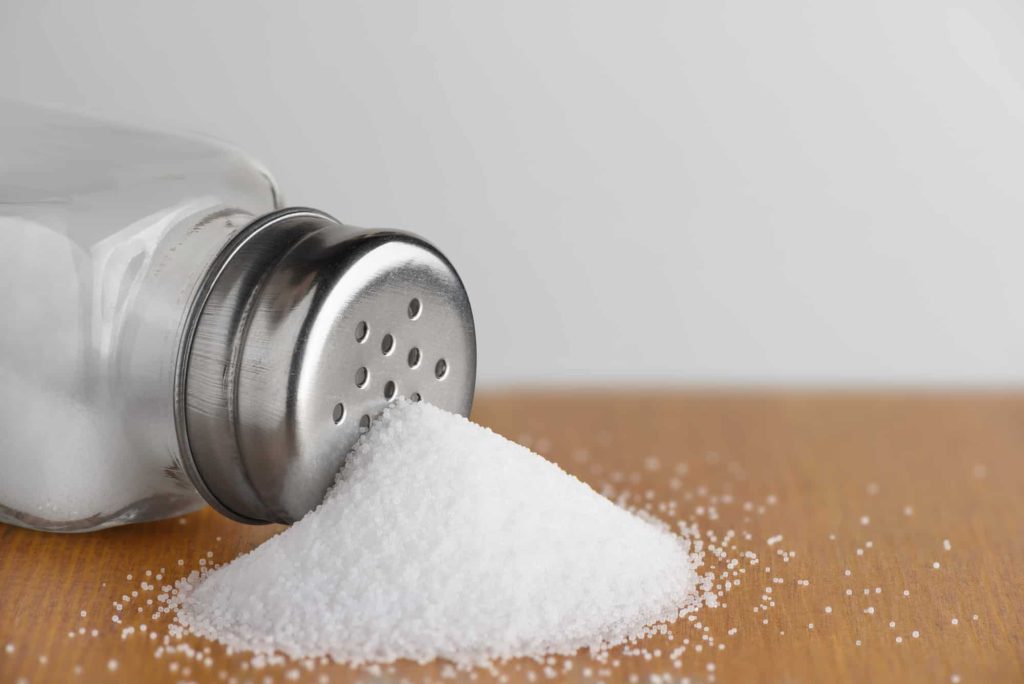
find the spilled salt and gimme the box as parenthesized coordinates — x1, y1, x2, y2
(172, 401, 703, 666)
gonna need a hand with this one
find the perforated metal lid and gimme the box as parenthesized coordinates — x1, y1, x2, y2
(176, 208, 476, 524)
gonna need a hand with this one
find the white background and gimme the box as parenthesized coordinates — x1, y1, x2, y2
(4, 0, 1024, 387)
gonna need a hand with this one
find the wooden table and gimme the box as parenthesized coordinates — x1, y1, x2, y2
(1, 391, 1022, 683)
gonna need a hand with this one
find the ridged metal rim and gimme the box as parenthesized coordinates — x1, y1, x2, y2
(173, 207, 327, 524)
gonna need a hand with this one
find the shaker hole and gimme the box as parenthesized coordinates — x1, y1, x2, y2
(408, 298, 422, 319)
(355, 367, 369, 388)
(355, 321, 369, 343)
(332, 402, 346, 424)
(359, 414, 371, 430)
(381, 334, 395, 355)
(435, 359, 448, 380)
(384, 380, 397, 400)
(408, 347, 421, 368)
(410, 392, 422, 402)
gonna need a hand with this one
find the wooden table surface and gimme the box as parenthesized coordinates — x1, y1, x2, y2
(1, 390, 1022, 683)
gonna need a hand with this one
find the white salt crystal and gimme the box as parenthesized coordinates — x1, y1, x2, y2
(174, 401, 701, 665)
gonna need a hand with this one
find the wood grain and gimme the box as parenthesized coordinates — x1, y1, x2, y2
(1, 390, 1022, 683)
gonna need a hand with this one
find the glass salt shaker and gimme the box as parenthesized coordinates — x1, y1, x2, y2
(0, 99, 476, 532)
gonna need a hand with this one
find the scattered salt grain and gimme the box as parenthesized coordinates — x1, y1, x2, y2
(932, 562, 941, 570)
(173, 401, 703, 666)
(4, 643, 13, 654)
(943, 539, 952, 551)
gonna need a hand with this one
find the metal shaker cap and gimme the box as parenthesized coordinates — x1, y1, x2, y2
(176, 208, 476, 524)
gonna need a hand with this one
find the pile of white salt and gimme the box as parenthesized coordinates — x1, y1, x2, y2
(171, 401, 703, 666)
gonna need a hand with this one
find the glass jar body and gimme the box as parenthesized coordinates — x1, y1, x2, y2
(0, 100, 281, 531)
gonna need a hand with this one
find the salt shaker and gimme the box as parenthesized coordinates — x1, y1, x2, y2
(0, 100, 476, 532)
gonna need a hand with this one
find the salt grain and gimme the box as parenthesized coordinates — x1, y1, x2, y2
(173, 401, 703, 665)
